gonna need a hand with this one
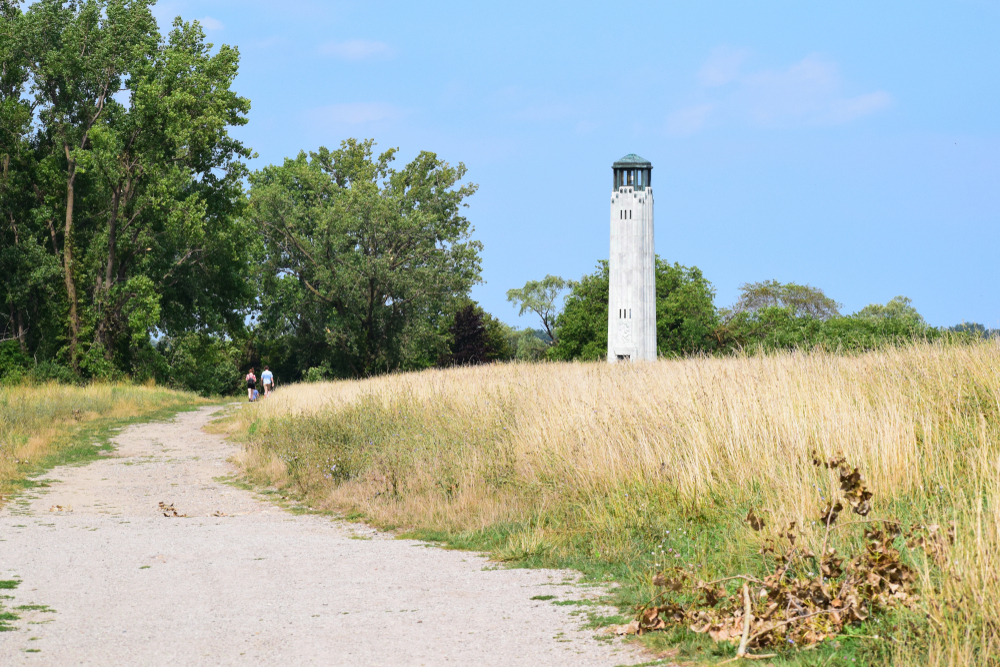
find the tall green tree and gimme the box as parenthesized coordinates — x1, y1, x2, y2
(22, 0, 160, 368)
(0, 1, 56, 355)
(80, 16, 254, 363)
(549, 261, 609, 361)
(248, 139, 482, 378)
(505, 275, 567, 344)
(6, 1, 253, 378)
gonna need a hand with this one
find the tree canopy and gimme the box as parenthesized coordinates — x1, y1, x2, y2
(247, 140, 482, 378)
(505, 275, 567, 344)
(724, 280, 841, 321)
(1, 0, 252, 383)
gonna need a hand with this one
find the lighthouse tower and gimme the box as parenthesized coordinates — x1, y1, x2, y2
(607, 154, 656, 363)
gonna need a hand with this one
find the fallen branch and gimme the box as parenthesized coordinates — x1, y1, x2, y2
(737, 582, 752, 657)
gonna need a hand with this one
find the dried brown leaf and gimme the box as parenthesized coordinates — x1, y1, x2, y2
(783, 522, 798, 546)
(615, 620, 640, 636)
(746, 509, 766, 531)
(819, 502, 844, 525)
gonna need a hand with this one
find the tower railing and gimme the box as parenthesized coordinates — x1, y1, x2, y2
(613, 167, 652, 191)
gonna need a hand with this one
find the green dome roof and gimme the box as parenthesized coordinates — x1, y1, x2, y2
(612, 153, 652, 168)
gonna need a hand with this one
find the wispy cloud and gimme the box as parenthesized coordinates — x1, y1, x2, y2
(666, 103, 714, 136)
(198, 16, 224, 31)
(822, 91, 893, 124)
(697, 47, 750, 87)
(319, 40, 393, 61)
(667, 50, 892, 135)
(307, 102, 404, 125)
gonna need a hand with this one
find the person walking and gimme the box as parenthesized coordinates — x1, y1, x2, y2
(261, 366, 275, 397)
(245, 368, 257, 402)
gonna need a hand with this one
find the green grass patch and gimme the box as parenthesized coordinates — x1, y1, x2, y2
(0, 609, 18, 632)
(14, 605, 54, 613)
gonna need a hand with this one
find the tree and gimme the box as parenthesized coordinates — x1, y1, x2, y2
(725, 280, 841, 321)
(505, 328, 550, 361)
(81, 16, 254, 360)
(550, 258, 718, 361)
(249, 139, 482, 378)
(505, 275, 567, 343)
(22, 0, 160, 368)
(853, 296, 927, 328)
(548, 262, 608, 361)
(1, 2, 253, 387)
(445, 303, 512, 366)
(0, 2, 60, 356)
(656, 261, 719, 356)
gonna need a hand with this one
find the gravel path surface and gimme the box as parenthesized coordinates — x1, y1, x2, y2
(0, 406, 643, 666)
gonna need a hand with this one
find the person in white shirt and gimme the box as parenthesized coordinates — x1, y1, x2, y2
(261, 366, 275, 397)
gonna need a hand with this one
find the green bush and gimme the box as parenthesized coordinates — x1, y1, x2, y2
(155, 334, 241, 396)
(0, 342, 30, 381)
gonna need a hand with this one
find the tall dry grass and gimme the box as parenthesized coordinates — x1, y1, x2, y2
(223, 341, 1000, 664)
(0, 382, 205, 501)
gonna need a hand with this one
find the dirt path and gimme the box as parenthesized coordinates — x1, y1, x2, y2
(0, 406, 642, 666)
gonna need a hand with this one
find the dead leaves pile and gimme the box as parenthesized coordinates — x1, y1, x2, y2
(159, 501, 187, 518)
(619, 453, 949, 659)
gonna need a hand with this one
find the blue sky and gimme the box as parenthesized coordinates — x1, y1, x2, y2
(153, 1, 999, 328)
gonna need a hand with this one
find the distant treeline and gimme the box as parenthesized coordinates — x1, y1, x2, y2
(508, 264, 997, 364)
(0, 2, 993, 395)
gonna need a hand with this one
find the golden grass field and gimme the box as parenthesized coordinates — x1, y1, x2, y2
(224, 341, 999, 664)
(0, 382, 206, 502)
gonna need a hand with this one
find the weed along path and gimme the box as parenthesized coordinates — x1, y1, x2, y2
(0, 406, 642, 666)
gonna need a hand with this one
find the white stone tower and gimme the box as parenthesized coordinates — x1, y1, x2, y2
(607, 154, 656, 363)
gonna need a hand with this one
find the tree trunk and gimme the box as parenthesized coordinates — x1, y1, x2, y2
(63, 155, 80, 370)
(105, 188, 118, 288)
(95, 184, 121, 354)
(16, 308, 27, 354)
(7, 212, 28, 354)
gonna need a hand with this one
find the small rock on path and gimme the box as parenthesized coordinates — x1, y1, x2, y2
(0, 406, 642, 666)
